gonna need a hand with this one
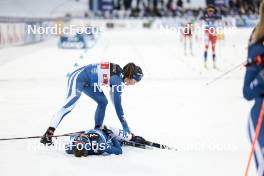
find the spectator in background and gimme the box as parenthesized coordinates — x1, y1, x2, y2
(130, 0, 141, 17)
(167, 0, 175, 16)
(87, 0, 261, 18)
(113, 0, 122, 18)
(152, 0, 167, 17)
(177, 0, 183, 8)
(124, 0, 132, 17)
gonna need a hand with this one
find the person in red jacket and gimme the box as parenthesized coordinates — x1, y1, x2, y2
(201, 5, 221, 69)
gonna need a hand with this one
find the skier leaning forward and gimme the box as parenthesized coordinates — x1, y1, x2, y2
(40, 62, 143, 145)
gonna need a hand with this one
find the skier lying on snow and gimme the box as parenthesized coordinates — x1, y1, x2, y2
(65, 125, 146, 157)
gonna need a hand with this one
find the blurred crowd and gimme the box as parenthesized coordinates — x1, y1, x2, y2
(91, 0, 261, 18)
(221, 0, 261, 16)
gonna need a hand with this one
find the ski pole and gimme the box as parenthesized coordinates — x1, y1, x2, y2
(244, 100, 264, 176)
(0, 131, 84, 141)
(205, 61, 246, 86)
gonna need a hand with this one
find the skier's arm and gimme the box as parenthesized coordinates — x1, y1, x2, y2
(104, 126, 133, 141)
(243, 66, 264, 100)
(105, 137, 122, 155)
(109, 75, 130, 132)
(103, 126, 146, 145)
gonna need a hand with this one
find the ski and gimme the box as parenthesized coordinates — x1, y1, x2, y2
(122, 141, 148, 149)
(144, 141, 177, 151)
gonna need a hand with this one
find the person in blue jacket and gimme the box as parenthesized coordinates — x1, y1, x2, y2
(41, 62, 143, 145)
(65, 126, 146, 157)
(243, 2, 264, 175)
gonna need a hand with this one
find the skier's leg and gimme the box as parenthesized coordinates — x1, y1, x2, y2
(184, 36, 187, 55)
(204, 34, 209, 67)
(41, 70, 84, 145)
(83, 85, 108, 128)
(49, 71, 84, 129)
(189, 36, 193, 55)
(49, 94, 81, 128)
(204, 44, 209, 68)
(212, 37, 217, 64)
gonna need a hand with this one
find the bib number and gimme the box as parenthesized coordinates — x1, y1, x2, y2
(98, 62, 110, 86)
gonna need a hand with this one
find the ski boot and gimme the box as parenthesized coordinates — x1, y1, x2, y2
(40, 127, 55, 145)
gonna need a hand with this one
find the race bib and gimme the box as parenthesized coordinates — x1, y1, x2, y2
(97, 62, 110, 86)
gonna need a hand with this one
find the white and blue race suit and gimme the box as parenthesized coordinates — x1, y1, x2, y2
(49, 62, 130, 132)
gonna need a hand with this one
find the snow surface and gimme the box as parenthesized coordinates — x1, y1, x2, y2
(0, 28, 258, 176)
